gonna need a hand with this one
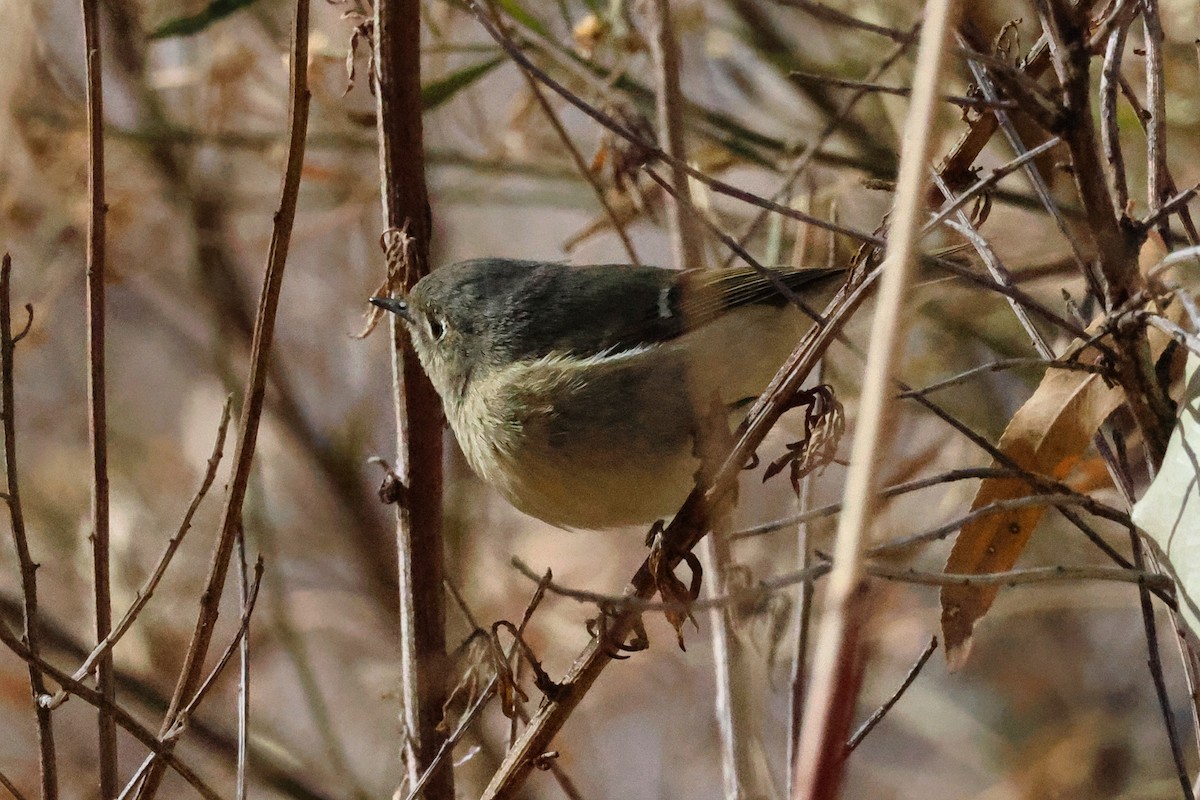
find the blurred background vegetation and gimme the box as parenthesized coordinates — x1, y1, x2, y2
(1, 0, 1199, 797)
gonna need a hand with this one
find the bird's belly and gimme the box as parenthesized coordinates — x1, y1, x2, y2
(447, 306, 804, 529)
(498, 432, 699, 529)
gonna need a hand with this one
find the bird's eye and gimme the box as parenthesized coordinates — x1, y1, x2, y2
(428, 316, 445, 340)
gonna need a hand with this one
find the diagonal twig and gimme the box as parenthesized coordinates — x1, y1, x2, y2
(135, 0, 310, 795)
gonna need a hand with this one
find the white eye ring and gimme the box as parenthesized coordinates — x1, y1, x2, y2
(428, 316, 446, 340)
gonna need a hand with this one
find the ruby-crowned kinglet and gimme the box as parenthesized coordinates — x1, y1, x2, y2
(371, 258, 844, 529)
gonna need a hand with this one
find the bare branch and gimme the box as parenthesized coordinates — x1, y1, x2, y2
(80, 0, 117, 786)
(373, 0, 452, 793)
(136, 0, 310, 795)
(792, 2, 959, 795)
(0, 621, 222, 800)
(0, 254, 57, 797)
(845, 637, 937, 751)
(44, 398, 233, 711)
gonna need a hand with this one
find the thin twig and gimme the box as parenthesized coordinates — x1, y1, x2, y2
(845, 636, 938, 751)
(789, 71, 1016, 110)
(725, 31, 916, 269)
(0, 769, 28, 800)
(43, 398, 233, 710)
(897, 357, 1106, 398)
(81, 0, 117, 787)
(235, 532, 251, 800)
(792, 2, 959, 796)
(870, 493, 1131, 556)
(1129, 523, 1194, 800)
(787, 361, 822, 798)
(1100, 15, 1131, 214)
(403, 571, 556, 800)
(1117, 76, 1200, 246)
(119, 560, 263, 800)
(773, 0, 918, 43)
(136, 1, 310, 795)
(1139, 184, 1200, 233)
(510, 557, 1168, 614)
(166, 559, 264, 740)
(0, 255, 56, 798)
(0, 621, 222, 800)
(923, 136, 1062, 235)
(962, 45, 1103, 303)
(644, 0, 704, 270)
(482, 0, 639, 263)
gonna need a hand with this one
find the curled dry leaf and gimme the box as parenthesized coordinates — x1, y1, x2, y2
(940, 353, 1124, 670)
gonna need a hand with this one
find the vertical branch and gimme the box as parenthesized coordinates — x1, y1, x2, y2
(134, 1, 311, 796)
(0, 255, 57, 799)
(791, 0, 959, 797)
(80, 0, 117, 792)
(700, 531, 761, 800)
(1100, 17, 1130, 215)
(1142, 0, 1170, 238)
(643, 0, 705, 270)
(372, 0, 452, 795)
(1038, 0, 1172, 463)
(645, 0, 755, 793)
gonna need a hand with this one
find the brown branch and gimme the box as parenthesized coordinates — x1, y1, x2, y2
(0, 255, 56, 799)
(935, 32, 1051, 197)
(0, 768, 28, 800)
(792, 2, 959, 794)
(1142, 1, 1171, 240)
(788, 71, 1017, 110)
(644, 0, 704, 270)
(80, 0, 117, 789)
(1100, 14, 1131, 214)
(1043, 0, 1174, 464)
(373, 0, 452, 795)
(483, 2, 640, 264)
(135, 1, 310, 796)
(0, 621, 222, 800)
(773, 0, 918, 43)
(845, 636, 937, 752)
(724, 30, 916, 269)
(44, 398, 232, 711)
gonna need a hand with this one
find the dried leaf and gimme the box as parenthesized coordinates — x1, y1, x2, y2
(941, 360, 1123, 669)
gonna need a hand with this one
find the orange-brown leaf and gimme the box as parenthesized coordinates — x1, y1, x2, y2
(941, 366, 1123, 669)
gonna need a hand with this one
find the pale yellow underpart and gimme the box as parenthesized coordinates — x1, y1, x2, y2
(437, 306, 808, 529)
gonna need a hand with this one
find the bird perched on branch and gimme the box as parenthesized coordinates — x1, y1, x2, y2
(371, 258, 845, 529)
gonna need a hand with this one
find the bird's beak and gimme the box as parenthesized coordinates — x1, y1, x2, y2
(370, 296, 412, 323)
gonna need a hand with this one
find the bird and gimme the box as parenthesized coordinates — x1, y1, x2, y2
(371, 257, 845, 529)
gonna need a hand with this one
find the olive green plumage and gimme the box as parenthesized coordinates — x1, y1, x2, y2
(372, 258, 844, 528)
